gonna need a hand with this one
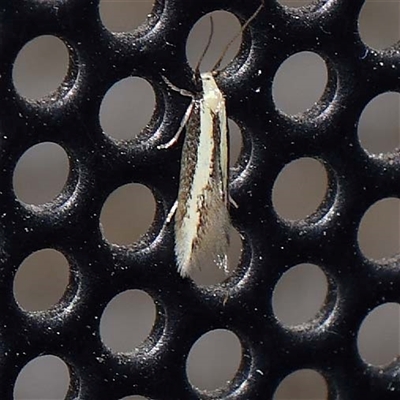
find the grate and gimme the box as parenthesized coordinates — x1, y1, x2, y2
(1, 0, 400, 399)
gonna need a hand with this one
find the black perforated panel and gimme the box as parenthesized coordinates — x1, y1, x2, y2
(1, 0, 399, 399)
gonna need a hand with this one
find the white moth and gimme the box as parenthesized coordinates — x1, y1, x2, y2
(158, 4, 264, 277)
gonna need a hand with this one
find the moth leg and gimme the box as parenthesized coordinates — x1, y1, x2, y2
(229, 195, 239, 209)
(165, 200, 178, 224)
(216, 254, 229, 275)
(222, 255, 229, 274)
(223, 293, 229, 306)
(157, 100, 195, 149)
(161, 75, 194, 98)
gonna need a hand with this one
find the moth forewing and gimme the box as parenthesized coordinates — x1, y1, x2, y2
(174, 72, 231, 277)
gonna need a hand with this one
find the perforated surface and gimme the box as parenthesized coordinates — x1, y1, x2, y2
(1, 0, 399, 399)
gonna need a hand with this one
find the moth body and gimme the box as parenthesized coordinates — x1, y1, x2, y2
(158, 2, 264, 277)
(174, 72, 230, 276)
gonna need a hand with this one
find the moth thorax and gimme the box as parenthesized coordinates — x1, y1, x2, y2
(200, 72, 224, 110)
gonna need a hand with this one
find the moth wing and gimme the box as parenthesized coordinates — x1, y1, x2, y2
(173, 75, 231, 277)
(195, 180, 231, 272)
(175, 178, 231, 277)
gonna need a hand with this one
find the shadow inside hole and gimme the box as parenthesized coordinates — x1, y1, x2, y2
(228, 119, 243, 167)
(357, 197, 400, 262)
(13, 35, 69, 100)
(272, 263, 328, 326)
(100, 289, 156, 353)
(100, 77, 155, 141)
(279, 0, 314, 7)
(187, 329, 242, 392)
(358, 302, 400, 367)
(99, 0, 154, 33)
(190, 227, 243, 286)
(14, 249, 70, 312)
(13, 142, 70, 206)
(186, 11, 241, 73)
(272, 51, 328, 116)
(358, 1, 400, 50)
(14, 355, 70, 400)
(358, 92, 400, 155)
(274, 369, 328, 399)
(100, 183, 156, 246)
(272, 157, 328, 221)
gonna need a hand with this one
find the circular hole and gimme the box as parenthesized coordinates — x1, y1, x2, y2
(100, 183, 156, 246)
(100, 77, 156, 141)
(121, 397, 148, 400)
(358, 198, 400, 261)
(99, 0, 154, 32)
(359, 1, 399, 50)
(14, 355, 70, 400)
(278, 0, 314, 7)
(274, 369, 328, 399)
(358, 302, 400, 366)
(228, 119, 243, 167)
(13, 142, 70, 205)
(273, 52, 328, 115)
(13, 35, 69, 99)
(186, 11, 241, 73)
(187, 329, 242, 391)
(273, 263, 328, 326)
(272, 157, 328, 221)
(100, 290, 156, 353)
(358, 92, 400, 155)
(14, 249, 70, 312)
(190, 227, 243, 286)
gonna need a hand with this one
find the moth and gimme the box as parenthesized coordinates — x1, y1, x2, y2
(158, 3, 264, 277)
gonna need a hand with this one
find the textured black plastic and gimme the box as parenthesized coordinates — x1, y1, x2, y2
(1, 0, 399, 399)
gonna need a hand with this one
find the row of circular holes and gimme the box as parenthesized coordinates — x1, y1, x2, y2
(13, 145, 400, 255)
(10, 1, 400, 132)
(13, 30, 400, 154)
(14, 251, 400, 364)
(13, 297, 400, 399)
(98, 0, 400, 52)
(14, 97, 399, 205)
(13, 24, 400, 156)
(14, 356, 328, 399)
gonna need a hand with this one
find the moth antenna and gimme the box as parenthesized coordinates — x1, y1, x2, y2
(194, 15, 215, 76)
(212, 2, 264, 72)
